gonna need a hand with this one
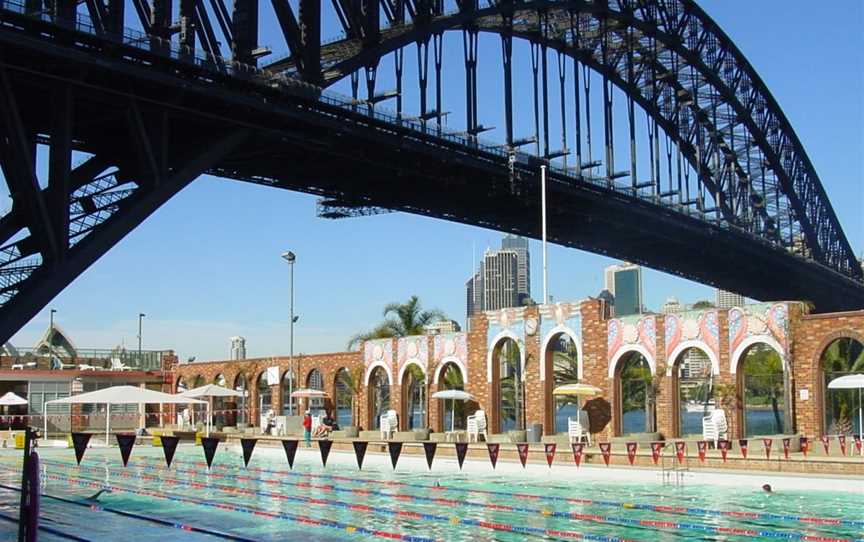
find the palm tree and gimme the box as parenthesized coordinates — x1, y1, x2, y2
(347, 296, 446, 349)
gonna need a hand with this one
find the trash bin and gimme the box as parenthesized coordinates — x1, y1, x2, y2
(526, 423, 543, 443)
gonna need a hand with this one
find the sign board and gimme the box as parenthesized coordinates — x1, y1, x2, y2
(266, 366, 280, 386)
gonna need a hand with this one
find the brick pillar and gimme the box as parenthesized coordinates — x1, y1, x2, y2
(465, 314, 490, 430)
(523, 306, 544, 433)
(715, 310, 742, 439)
(654, 316, 673, 438)
(580, 299, 612, 440)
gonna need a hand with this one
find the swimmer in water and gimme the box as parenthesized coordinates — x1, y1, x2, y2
(762, 484, 773, 493)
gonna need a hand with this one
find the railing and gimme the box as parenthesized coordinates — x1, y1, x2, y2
(0, 349, 169, 371)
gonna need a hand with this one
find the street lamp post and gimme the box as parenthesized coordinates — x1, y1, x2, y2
(281, 251, 296, 415)
(137, 313, 146, 365)
(541, 164, 549, 304)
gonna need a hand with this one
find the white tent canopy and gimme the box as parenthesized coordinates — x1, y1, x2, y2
(46, 385, 206, 442)
(827, 373, 864, 454)
(0, 391, 28, 406)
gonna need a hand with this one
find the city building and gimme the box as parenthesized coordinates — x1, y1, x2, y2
(230, 336, 247, 360)
(501, 234, 531, 304)
(604, 263, 642, 316)
(662, 296, 682, 314)
(715, 288, 745, 309)
(483, 249, 519, 311)
(424, 320, 461, 334)
(465, 265, 484, 324)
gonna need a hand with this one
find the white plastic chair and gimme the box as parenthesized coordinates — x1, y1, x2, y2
(110, 357, 131, 371)
(568, 410, 591, 445)
(466, 410, 488, 443)
(702, 409, 728, 447)
(379, 409, 398, 440)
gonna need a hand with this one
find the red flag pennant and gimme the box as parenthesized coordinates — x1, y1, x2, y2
(599, 442, 611, 466)
(854, 435, 862, 455)
(423, 442, 437, 470)
(675, 441, 686, 463)
(544, 443, 556, 467)
(697, 441, 707, 463)
(516, 443, 529, 468)
(650, 442, 662, 465)
(820, 435, 830, 454)
(763, 438, 773, 460)
(282, 440, 299, 469)
(738, 439, 748, 459)
(626, 442, 637, 465)
(799, 436, 809, 457)
(353, 441, 368, 470)
(718, 439, 728, 462)
(455, 442, 468, 470)
(571, 443, 584, 467)
(838, 435, 847, 456)
(486, 443, 500, 469)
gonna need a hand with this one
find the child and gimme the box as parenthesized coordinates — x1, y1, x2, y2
(302, 410, 312, 447)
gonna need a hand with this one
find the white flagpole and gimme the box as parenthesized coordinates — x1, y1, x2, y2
(541, 165, 548, 304)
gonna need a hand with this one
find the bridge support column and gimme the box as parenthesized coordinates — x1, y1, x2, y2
(299, 0, 320, 83)
(232, 0, 259, 66)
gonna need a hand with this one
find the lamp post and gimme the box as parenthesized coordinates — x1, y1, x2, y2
(541, 164, 549, 304)
(137, 313, 145, 365)
(281, 251, 296, 415)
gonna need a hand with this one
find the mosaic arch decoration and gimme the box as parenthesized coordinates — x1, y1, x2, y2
(664, 309, 721, 376)
(432, 332, 468, 384)
(728, 302, 790, 374)
(607, 315, 657, 377)
(538, 302, 583, 381)
(363, 338, 394, 385)
(485, 307, 527, 383)
(397, 335, 429, 384)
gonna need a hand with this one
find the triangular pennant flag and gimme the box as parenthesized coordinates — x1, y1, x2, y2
(160, 436, 180, 468)
(201, 437, 220, 469)
(71, 433, 92, 465)
(516, 443, 529, 467)
(854, 435, 862, 454)
(423, 442, 437, 470)
(650, 442, 662, 465)
(739, 439, 749, 459)
(544, 443, 556, 467)
(387, 442, 403, 470)
(675, 441, 686, 464)
(240, 438, 257, 467)
(820, 435, 830, 454)
(571, 443, 584, 467)
(455, 442, 468, 469)
(115, 433, 136, 467)
(486, 443, 500, 469)
(718, 439, 728, 462)
(782, 437, 791, 459)
(799, 436, 809, 457)
(626, 442, 637, 465)
(762, 438, 773, 460)
(697, 441, 707, 463)
(838, 435, 847, 456)
(599, 442, 611, 466)
(319, 439, 333, 467)
(282, 440, 299, 469)
(353, 441, 368, 470)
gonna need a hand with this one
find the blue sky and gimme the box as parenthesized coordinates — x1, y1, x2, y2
(6, 1, 863, 361)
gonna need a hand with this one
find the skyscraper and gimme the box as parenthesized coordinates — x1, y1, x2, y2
(483, 249, 519, 311)
(466, 264, 484, 324)
(501, 234, 531, 304)
(715, 289, 745, 309)
(604, 263, 642, 316)
(230, 336, 246, 360)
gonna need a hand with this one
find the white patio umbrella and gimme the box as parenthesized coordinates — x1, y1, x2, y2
(0, 392, 28, 429)
(291, 389, 328, 415)
(827, 374, 864, 455)
(180, 384, 244, 436)
(46, 385, 206, 443)
(431, 389, 475, 432)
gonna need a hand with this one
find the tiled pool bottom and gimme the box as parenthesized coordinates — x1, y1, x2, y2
(0, 445, 862, 542)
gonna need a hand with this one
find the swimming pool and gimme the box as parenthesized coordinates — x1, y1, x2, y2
(0, 444, 861, 541)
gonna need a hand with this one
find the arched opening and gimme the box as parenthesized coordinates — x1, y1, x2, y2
(402, 364, 426, 430)
(672, 347, 715, 436)
(545, 333, 579, 434)
(192, 375, 205, 388)
(213, 373, 230, 427)
(739, 343, 791, 436)
(334, 368, 354, 428)
(175, 377, 187, 393)
(306, 368, 325, 416)
(617, 352, 655, 436)
(821, 337, 863, 435)
(281, 370, 298, 416)
(189, 375, 207, 426)
(367, 366, 390, 430)
(438, 362, 466, 432)
(492, 338, 523, 433)
(256, 372, 272, 418)
(234, 373, 249, 425)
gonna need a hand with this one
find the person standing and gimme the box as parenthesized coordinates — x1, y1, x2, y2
(302, 410, 312, 447)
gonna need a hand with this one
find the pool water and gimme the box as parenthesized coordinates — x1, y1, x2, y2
(0, 445, 862, 542)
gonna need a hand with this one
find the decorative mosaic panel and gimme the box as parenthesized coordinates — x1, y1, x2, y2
(664, 309, 720, 361)
(485, 307, 527, 350)
(432, 332, 468, 365)
(363, 338, 394, 373)
(397, 335, 429, 372)
(607, 314, 657, 363)
(728, 302, 789, 356)
(538, 302, 582, 344)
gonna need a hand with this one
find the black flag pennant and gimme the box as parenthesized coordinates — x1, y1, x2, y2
(387, 442, 403, 470)
(486, 443, 500, 469)
(423, 442, 437, 470)
(201, 437, 220, 469)
(115, 433, 136, 467)
(71, 433, 92, 465)
(282, 440, 299, 469)
(455, 442, 468, 470)
(353, 441, 368, 470)
(160, 436, 180, 468)
(240, 438, 257, 467)
(319, 439, 333, 467)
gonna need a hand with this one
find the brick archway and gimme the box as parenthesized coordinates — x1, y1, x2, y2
(812, 329, 864, 436)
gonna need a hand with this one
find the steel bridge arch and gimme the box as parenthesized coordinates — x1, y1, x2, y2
(272, 0, 859, 282)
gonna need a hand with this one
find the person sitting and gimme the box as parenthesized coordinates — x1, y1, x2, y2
(263, 409, 276, 435)
(312, 410, 338, 438)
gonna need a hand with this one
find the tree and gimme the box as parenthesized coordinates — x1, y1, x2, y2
(692, 300, 715, 309)
(347, 296, 446, 349)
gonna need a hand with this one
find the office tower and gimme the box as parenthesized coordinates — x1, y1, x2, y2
(662, 297, 682, 314)
(604, 263, 642, 316)
(466, 264, 484, 324)
(715, 289, 745, 309)
(230, 336, 246, 360)
(501, 234, 531, 304)
(483, 249, 519, 311)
